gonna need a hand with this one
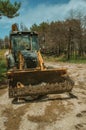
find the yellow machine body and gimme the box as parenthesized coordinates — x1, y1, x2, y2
(6, 24, 74, 98)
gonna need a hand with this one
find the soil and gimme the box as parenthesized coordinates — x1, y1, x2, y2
(0, 62, 86, 130)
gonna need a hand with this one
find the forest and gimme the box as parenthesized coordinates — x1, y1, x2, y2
(0, 5, 86, 61)
(30, 16, 86, 60)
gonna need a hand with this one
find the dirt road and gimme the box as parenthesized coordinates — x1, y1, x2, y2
(0, 62, 86, 130)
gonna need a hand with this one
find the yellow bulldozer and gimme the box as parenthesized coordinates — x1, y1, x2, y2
(6, 24, 74, 101)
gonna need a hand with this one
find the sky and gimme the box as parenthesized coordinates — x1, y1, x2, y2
(0, 0, 86, 38)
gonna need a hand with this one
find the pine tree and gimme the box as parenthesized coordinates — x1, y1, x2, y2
(0, 0, 21, 18)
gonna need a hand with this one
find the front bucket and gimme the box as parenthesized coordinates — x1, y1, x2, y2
(7, 68, 74, 98)
(7, 68, 67, 86)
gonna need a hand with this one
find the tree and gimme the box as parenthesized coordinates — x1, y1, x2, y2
(0, 0, 21, 18)
(4, 36, 9, 48)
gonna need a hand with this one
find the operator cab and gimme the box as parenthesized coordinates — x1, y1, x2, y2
(10, 31, 39, 52)
(8, 32, 39, 69)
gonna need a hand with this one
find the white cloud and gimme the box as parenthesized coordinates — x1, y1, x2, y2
(0, 0, 86, 38)
(14, 0, 86, 27)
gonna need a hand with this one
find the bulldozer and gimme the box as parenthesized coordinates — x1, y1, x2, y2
(6, 24, 74, 101)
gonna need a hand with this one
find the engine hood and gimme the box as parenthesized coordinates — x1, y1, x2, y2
(20, 50, 38, 68)
(20, 50, 37, 60)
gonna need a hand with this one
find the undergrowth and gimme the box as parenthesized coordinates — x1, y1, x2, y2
(0, 49, 7, 84)
(43, 54, 86, 63)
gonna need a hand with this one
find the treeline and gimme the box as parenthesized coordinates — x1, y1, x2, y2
(0, 14, 86, 60)
(30, 19, 86, 60)
(0, 36, 9, 49)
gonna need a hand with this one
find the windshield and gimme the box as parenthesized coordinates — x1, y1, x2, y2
(32, 35, 39, 50)
(11, 34, 39, 51)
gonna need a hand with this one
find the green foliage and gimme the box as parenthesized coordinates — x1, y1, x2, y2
(0, 49, 7, 83)
(0, 0, 21, 18)
(43, 54, 86, 63)
(0, 61, 6, 82)
(66, 57, 86, 63)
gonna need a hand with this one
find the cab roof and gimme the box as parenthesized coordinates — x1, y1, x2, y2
(10, 31, 38, 36)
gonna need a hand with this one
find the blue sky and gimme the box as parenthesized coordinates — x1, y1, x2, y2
(0, 0, 86, 38)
